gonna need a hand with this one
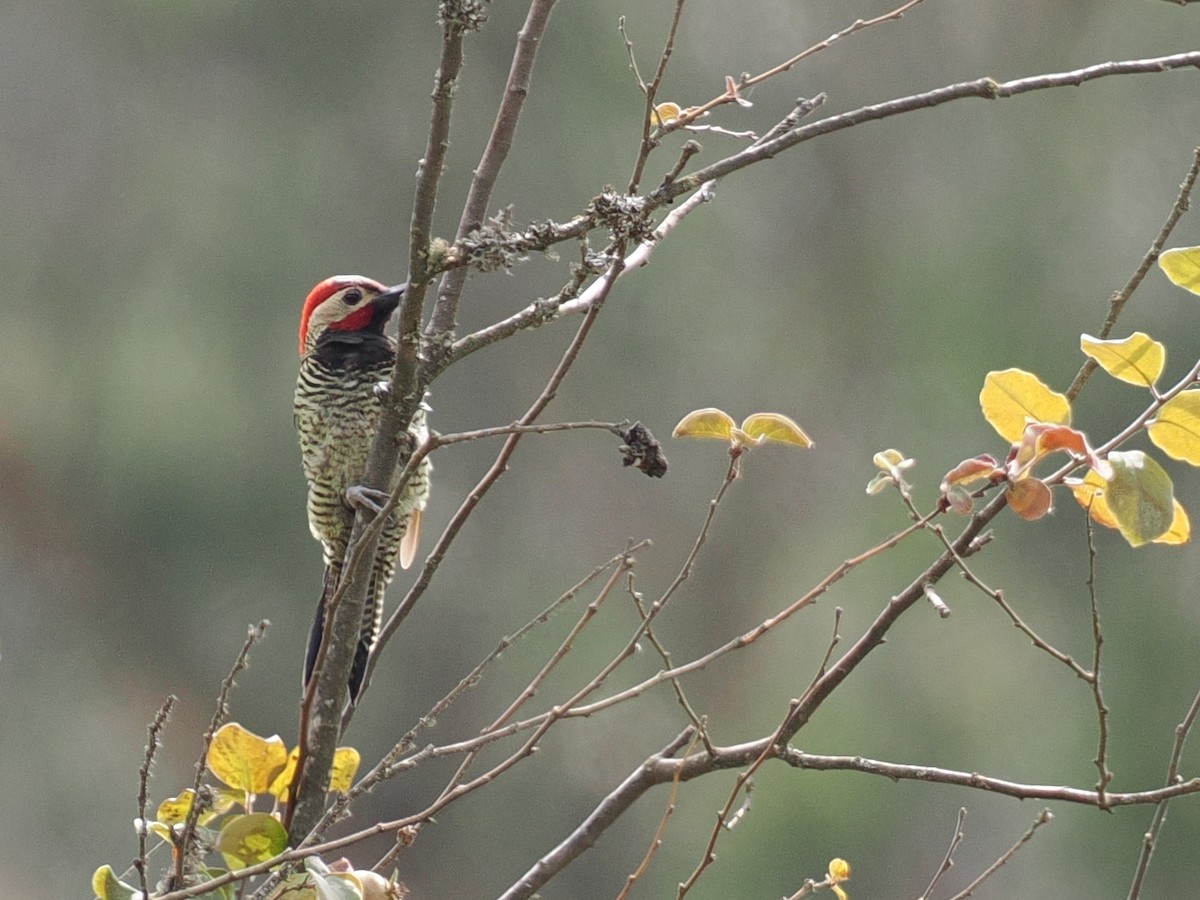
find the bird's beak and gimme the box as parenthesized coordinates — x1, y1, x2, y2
(373, 283, 408, 312)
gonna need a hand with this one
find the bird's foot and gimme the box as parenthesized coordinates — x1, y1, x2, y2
(347, 484, 390, 515)
(373, 381, 392, 399)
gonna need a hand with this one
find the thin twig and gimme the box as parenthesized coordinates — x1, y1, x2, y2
(446, 179, 714, 361)
(945, 808, 1053, 900)
(435, 551, 638, 802)
(558, 512, 933, 722)
(628, 0, 689, 195)
(660, 0, 925, 135)
(617, 16, 647, 93)
(135, 696, 176, 898)
(360, 263, 628, 708)
(627, 569, 707, 737)
(776, 750, 1200, 806)
(1084, 513, 1113, 807)
(677, 699, 799, 898)
(659, 54, 1200, 205)
(1067, 146, 1200, 400)
(1127, 682, 1200, 898)
(919, 807, 966, 900)
(800, 608, 843, 699)
(936, 521, 1093, 679)
(431, 0, 558, 334)
(171, 621, 267, 890)
(616, 731, 700, 900)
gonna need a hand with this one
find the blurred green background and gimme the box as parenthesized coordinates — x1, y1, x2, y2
(5, 1, 1200, 897)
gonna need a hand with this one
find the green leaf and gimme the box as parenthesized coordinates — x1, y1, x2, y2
(216, 812, 288, 869)
(1104, 450, 1175, 546)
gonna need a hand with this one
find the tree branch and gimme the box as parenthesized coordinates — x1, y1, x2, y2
(431, 0, 559, 335)
(288, 10, 470, 844)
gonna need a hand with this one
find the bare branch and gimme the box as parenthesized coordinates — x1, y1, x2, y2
(660, 53, 1200, 204)
(616, 731, 700, 900)
(135, 696, 176, 898)
(919, 807, 966, 900)
(659, 0, 925, 134)
(434, 550, 638, 801)
(627, 0, 689, 194)
(431, 0, 559, 334)
(287, 5, 476, 844)
(357, 252, 632, 716)
(1084, 514, 1113, 807)
(172, 621, 267, 890)
(1127, 681, 1200, 898)
(945, 808, 1053, 900)
(445, 180, 714, 363)
(1068, 145, 1200, 400)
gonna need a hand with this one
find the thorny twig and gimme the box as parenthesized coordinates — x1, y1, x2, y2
(135, 696, 176, 898)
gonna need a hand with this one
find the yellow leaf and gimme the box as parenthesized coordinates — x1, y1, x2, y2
(1069, 469, 1119, 530)
(651, 102, 682, 126)
(1149, 391, 1200, 466)
(156, 789, 195, 826)
(980, 369, 1071, 443)
(873, 449, 908, 470)
(267, 747, 300, 804)
(209, 723, 289, 795)
(268, 745, 362, 802)
(1159, 246, 1200, 295)
(1080, 332, 1165, 387)
(1155, 499, 1191, 545)
(672, 408, 736, 441)
(329, 747, 362, 793)
(739, 412, 813, 448)
(92, 865, 138, 900)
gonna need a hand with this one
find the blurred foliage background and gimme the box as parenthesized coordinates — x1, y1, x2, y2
(4, 1, 1200, 897)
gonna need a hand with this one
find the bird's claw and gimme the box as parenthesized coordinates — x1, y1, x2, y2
(373, 381, 392, 399)
(347, 484, 390, 515)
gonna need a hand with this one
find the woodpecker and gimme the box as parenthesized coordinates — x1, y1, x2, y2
(295, 275, 432, 703)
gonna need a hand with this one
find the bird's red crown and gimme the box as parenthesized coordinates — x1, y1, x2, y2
(298, 275, 388, 356)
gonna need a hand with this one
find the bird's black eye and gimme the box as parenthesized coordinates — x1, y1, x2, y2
(342, 288, 363, 306)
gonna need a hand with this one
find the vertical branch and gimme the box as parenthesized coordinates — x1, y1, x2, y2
(171, 622, 267, 890)
(136, 696, 176, 898)
(1084, 514, 1112, 806)
(1127, 683, 1200, 899)
(919, 807, 968, 900)
(626, 0, 688, 195)
(431, 0, 560, 335)
(288, 10, 470, 846)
